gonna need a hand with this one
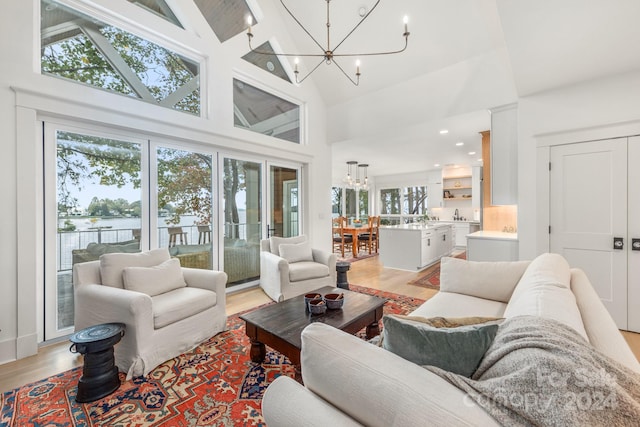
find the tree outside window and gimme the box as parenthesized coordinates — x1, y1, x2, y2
(331, 187, 342, 217)
(359, 190, 369, 218)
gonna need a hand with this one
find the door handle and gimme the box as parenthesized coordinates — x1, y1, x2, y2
(613, 237, 624, 250)
(633, 239, 640, 251)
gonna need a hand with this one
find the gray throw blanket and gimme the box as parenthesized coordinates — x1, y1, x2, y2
(427, 316, 640, 426)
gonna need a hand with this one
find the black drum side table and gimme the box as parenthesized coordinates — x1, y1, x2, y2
(336, 261, 351, 290)
(70, 322, 125, 403)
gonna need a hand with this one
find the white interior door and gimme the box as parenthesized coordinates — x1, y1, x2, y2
(628, 136, 640, 332)
(549, 138, 628, 329)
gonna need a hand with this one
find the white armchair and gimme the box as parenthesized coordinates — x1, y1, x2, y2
(260, 236, 337, 302)
(73, 248, 227, 379)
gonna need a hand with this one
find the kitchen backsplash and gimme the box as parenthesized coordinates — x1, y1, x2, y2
(429, 207, 477, 222)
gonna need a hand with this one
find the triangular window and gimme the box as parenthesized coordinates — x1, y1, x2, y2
(194, 0, 256, 43)
(242, 42, 292, 83)
(127, 0, 183, 28)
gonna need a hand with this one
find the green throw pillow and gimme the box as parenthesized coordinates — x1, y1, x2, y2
(381, 314, 501, 377)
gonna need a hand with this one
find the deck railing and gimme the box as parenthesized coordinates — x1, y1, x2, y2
(56, 223, 264, 272)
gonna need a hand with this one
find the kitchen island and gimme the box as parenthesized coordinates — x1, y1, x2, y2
(466, 230, 518, 261)
(379, 224, 453, 271)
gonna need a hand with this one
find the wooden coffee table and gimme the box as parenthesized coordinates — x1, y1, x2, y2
(240, 286, 385, 365)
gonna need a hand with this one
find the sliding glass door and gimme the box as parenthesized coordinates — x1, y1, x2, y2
(222, 157, 262, 286)
(154, 145, 215, 269)
(44, 122, 305, 340)
(45, 124, 146, 339)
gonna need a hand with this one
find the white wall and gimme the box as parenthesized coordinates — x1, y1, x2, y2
(0, 0, 331, 364)
(518, 70, 640, 260)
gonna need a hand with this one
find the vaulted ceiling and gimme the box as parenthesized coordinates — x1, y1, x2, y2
(254, 0, 640, 182)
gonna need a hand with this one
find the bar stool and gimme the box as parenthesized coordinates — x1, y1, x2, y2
(198, 225, 212, 244)
(168, 227, 187, 247)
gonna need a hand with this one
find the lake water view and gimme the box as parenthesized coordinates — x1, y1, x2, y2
(56, 211, 250, 271)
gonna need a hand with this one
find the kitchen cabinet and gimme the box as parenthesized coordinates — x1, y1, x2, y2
(420, 229, 437, 267)
(435, 226, 453, 257)
(379, 224, 453, 271)
(427, 171, 443, 208)
(453, 223, 470, 247)
(433, 221, 477, 248)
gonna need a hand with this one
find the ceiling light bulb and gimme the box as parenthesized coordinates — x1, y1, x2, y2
(456, 142, 464, 146)
(247, 16, 253, 26)
(294, 57, 299, 65)
(439, 130, 448, 134)
(468, 151, 476, 155)
(403, 16, 409, 24)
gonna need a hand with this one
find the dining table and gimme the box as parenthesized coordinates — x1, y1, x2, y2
(341, 223, 372, 257)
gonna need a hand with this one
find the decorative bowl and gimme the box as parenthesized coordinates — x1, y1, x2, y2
(304, 293, 322, 309)
(323, 293, 345, 310)
(308, 298, 327, 315)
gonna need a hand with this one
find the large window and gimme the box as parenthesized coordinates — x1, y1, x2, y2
(44, 122, 304, 340)
(233, 79, 301, 143)
(380, 186, 427, 224)
(48, 128, 144, 338)
(41, 0, 201, 115)
(331, 187, 343, 217)
(332, 187, 368, 220)
(359, 190, 369, 218)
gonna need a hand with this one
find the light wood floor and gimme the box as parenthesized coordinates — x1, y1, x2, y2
(1, 255, 639, 393)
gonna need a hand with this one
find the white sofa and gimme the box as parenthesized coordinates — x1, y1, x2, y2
(260, 236, 337, 302)
(262, 253, 640, 426)
(73, 248, 227, 379)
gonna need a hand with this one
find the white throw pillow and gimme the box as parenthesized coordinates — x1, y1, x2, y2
(100, 248, 171, 289)
(440, 257, 531, 303)
(122, 258, 187, 296)
(279, 241, 314, 263)
(269, 235, 307, 256)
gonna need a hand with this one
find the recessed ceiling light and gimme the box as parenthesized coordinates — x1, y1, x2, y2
(456, 142, 464, 146)
(468, 151, 476, 155)
(477, 158, 483, 162)
(439, 130, 448, 134)
(434, 163, 440, 167)
(266, 61, 275, 72)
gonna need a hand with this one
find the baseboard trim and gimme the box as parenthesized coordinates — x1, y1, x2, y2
(17, 333, 38, 359)
(0, 338, 17, 365)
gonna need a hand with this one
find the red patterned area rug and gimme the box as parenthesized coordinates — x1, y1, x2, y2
(1, 285, 423, 427)
(407, 252, 467, 290)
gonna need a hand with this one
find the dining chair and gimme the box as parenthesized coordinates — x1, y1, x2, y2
(358, 216, 380, 254)
(332, 216, 353, 258)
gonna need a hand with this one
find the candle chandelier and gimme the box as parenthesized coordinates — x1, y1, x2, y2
(246, 0, 410, 85)
(343, 161, 369, 190)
